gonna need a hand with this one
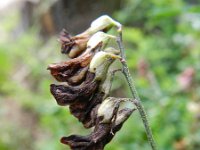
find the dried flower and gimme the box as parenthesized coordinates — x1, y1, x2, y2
(59, 29, 90, 58)
(60, 15, 121, 58)
(50, 47, 120, 128)
(49, 32, 116, 85)
(60, 108, 134, 150)
(50, 72, 97, 106)
(48, 43, 102, 84)
(48, 15, 136, 150)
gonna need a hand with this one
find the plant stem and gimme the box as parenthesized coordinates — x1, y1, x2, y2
(117, 32, 157, 150)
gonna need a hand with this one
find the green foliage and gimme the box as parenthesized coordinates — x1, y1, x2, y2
(110, 0, 200, 149)
(0, 0, 200, 150)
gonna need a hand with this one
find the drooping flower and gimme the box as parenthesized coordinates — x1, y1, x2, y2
(59, 29, 89, 58)
(87, 15, 122, 33)
(89, 51, 120, 81)
(48, 43, 102, 84)
(60, 102, 134, 150)
(48, 15, 135, 150)
(50, 72, 97, 106)
(50, 49, 120, 127)
(60, 15, 121, 58)
(48, 32, 117, 85)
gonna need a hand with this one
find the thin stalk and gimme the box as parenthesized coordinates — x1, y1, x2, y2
(117, 32, 157, 150)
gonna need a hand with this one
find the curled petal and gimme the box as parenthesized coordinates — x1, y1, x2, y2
(61, 135, 91, 150)
(50, 84, 77, 105)
(60, 29, 89, 58)
(67, 67, 88, 85)
(50, 72, 97, 106)
(60, 15, 121, 58)
(50, 82, 97, 105)
(61, 108, 133, 150)
(60, 29, 75, 54)
(48, 43, 102, 83)
(69, 92, 104, 128)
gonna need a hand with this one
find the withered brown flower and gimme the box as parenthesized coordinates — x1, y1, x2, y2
(49, 32, 117, 85)
(50, 72, 97, 106)
(50, 51, 119, 128)
(65, 67, 120, 128)
(60, 15, 121, 58)
(48, 15, 135, 150)
(60, 108, 134, 150)
(48, 43, 102, 85)
(60, 29, 90, 58)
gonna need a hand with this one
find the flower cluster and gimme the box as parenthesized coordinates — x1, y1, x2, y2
(48, 15, 134, 150)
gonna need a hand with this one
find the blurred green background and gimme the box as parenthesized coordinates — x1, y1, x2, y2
(0, 0, 200, 150)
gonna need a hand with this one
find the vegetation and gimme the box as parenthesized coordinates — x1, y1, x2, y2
(0, 0, 200, 150)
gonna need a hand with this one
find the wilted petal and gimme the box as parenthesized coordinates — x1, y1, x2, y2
(60, 15, 121, 58)
(69, 91, 105, 128)
(48, 43, 102, 83)
(61, 108, 133, 150)
(60, 29, 90, 58)
(67, 67, 89, 85)
(50, 72, 98, 106)
(60, 135, 91, 149)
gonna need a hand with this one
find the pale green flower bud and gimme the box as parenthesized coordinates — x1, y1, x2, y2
(90, 15, 122, 33)
(104, 47, 120, 55)
(86, 31, 116, 50)
(89, 51, 120, 73)
(115, 109, 133, 126)
(97, 97, 119, 123)
(98, 97, 134, 124)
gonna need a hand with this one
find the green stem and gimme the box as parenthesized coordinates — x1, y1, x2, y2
(117, 32, 157, 150)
